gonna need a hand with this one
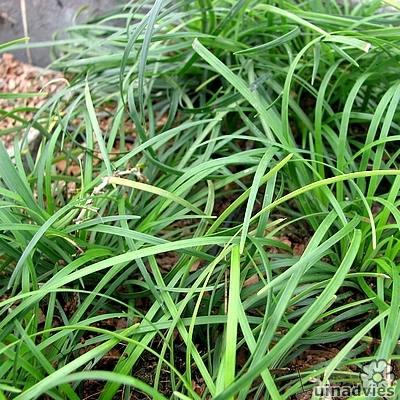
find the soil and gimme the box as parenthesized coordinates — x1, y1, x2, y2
(0, 53, 64, 149)
(78, 343, 206, 399)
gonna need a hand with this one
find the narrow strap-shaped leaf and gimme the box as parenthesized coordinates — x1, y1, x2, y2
(0, 141, 42, 217)
(84, 81, 113, 176)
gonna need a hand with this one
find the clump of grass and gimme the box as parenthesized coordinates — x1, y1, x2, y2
(1, 1, 400, 399)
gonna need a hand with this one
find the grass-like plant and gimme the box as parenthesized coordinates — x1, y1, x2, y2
(1, 1, 400, 399)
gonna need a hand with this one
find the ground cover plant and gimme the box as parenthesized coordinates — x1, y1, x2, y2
(1, 0, 400, 398)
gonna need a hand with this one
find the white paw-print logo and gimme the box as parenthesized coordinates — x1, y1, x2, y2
(360, 360, 394, 388)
